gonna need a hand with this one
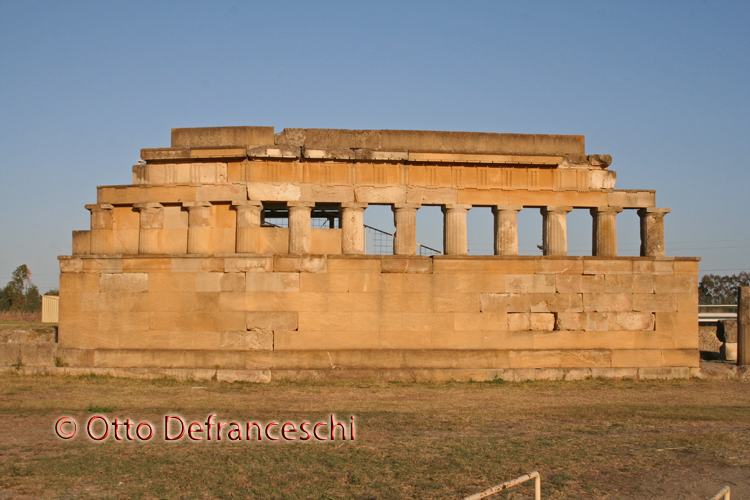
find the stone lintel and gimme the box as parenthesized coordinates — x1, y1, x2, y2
(592, 206, 623, 213)
(231, 200, 263, 208)
(287, 201, 315, 208)
(341, 202, 369, 209)
(133, 202, 163, 210)
(638, 207, 671, 214)
(171, 126, 275, 148)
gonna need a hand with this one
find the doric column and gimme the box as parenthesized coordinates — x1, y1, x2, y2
(183, 202, 212, 254)
(591, 206, 623, 257)
(341, 202, 368, 254)
(134, 203, 164, 254)
(442, 204, 471, 255)
(637, 208, 670, 257)
(232, 200, 263, 253)
(541, 206, 573, 256)
(288, 202, 314, 254)
(392, 203, 420, 255)
(492, 205, 522, 256)
(85, 204, 114, 254)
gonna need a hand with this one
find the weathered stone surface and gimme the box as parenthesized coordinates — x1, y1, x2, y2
(718, 320, 737, 343)
(100, 273, 148, 293)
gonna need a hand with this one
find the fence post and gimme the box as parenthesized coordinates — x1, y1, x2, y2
(738, 287, 750, 366)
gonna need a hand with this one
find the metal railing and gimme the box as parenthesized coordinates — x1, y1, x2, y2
(699, 305, 738, 323)
(363, 224, 442, 256)
(462, 471, 541, 500)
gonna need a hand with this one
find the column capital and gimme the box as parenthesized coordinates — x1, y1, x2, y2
(341, 202, 369, 209)
(442, 204, 472, 212)
(392, 203, 421, 210)
(637, 207, 671, 215)
(231, 200, 263, 209)
(287, 201, 315, 209)
(591, 206, 623, 214)
(85, 204, 114, 212)
(542, 206, 573, 214)
(133, 202, 163, 211)
(182, 201, 212, 208)
(492, 205, 523, 213)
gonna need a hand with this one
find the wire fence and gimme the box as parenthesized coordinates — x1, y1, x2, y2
(364, 225, 442, 256)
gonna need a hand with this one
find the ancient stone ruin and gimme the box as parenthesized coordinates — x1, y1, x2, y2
(57, 126, 699, 381)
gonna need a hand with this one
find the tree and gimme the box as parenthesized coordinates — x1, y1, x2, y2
(1, 265, 42, 312)
(699, 272, 750, 305)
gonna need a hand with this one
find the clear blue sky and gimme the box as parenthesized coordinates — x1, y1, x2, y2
(1, 1, 748, 292)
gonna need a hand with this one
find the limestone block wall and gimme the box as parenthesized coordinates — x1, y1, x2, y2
(56, 254, 699, 380)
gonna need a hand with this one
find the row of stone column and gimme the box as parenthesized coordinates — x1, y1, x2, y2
(85, 202, 669, 257)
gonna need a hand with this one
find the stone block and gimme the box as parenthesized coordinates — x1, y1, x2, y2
(72, 231, 91, 255)
(351, 312, 381, 331)
(379, 330, 431, 350)
(433, 258, 486, 274)
(454, 313, 506, 331)
(380, 257, 432, 274)
(556, 274, 605, 293)
(273, 330, 326, 350)
(273, 255, 327, 273)
(534, 258, 584, 275)
(220, 272, 246, 292)
(482, 330, 533, 349)
(216, 369, 272, 382)
(555, 312, 585, 331)
(673, 260, 699, 275)
(505, 274, 555, 293)
(246, 182, 302, 202)
(611, 349, 662, 367)
(298, 312, 352, 331)
(327, 257, 381, 271)
(60, 258, 83, 273)
(508, 313, 530, 331)
(123, 258, 171, 273)
(609, 312, 654, 331)
(226, 257, 273, 273)
(605, 274, 653, 294)
(147, 272, 197, 292)
(583, 259, 632, 275)
(431, 330, 483, 349)
(638, 367, 690, 380)
(382, 293, 432, 313)
(100, 273, 148, 293)
(434, 274, 504, 294)
(584, 313, 609, 331)
(220, 330, 273, 350)
(480, 293, 530, 313)
(405, 186, 458, 205)
(529, 293, 583, 313)
(327, 293, 381, 312)
(717, 320, 738, 343)
(633, 260, 674, 275)
(676, 293, 698, 314)
(246, 273, 299, 292)
(354, 185, 406, 204)
(653, 275, 697, 294)
(582, 293, 633, 312)
(481, 258, 536, 274)
(81, 258, 123, 274)
(197, 272, 222, 292)
(433, 294, 480, 313)
(509, 350, 563, 369)
(632, 294, 677, 312)
(530, 313, 555, 331)
(560, 349, 612, 368)
(654, 312, 698, 338)
(327, 329, 380, 349)
(632, 330, 675, 349)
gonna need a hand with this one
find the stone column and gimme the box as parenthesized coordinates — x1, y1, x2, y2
(232, 200, 263, 253)
(738, 287, 750, 366)
(288, 202, 314, 254)
(85, 204, 114, 254)
(341, 202, 368, 254)
(392, 203, 420, 255)
(638, 208, 670, 257)
(134, 203, 164, 254)
(183, 202, 212, 254)
(442, 204, 471, 255)
(591, 206, 623, 257)
(492, 205, 522, 256)
(541, 206, 573, 256)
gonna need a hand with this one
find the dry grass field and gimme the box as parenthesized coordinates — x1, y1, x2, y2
(1, 373, 748, 499)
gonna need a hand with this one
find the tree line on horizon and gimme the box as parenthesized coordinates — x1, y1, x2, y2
(0, 265, 57, 312)
(699, 271, 750, 305)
